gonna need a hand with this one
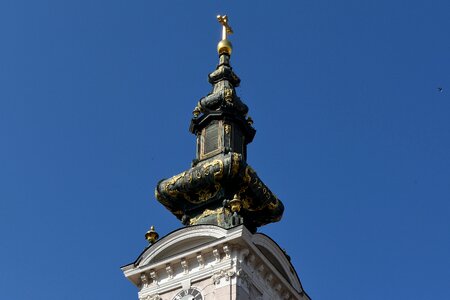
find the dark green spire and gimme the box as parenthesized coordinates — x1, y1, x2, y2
(155, 18, 283, 233)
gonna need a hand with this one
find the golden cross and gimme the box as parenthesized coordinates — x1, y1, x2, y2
(217, 15, 233, 40)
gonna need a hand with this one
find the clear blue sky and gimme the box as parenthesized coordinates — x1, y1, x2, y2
(1, 1, 449, 299)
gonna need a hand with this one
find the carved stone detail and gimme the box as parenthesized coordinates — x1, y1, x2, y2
(239, 248, 249, 262)
(197, 253, 204, 269)
(223, 243, 231, 259)
(140, 294, 161, 300)
(212, 247, 221, 262)
(165, 264, 173, 279)
(274, 283, 282, 292)
(224, 124, 231, 134)
(140, 273, 149, 289)
(248, 254, 256, 266)
(149, 270, 157, 285)
(181, 258, 189, 274)
(282, 291, 291, 300)
(257, 264, 265, 275)
(236, 268, 251, 289)
(212, 268, 236, 285)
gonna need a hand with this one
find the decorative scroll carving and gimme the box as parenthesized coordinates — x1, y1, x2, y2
(212, 268, 236, 285)
(212, 268, 252, 287)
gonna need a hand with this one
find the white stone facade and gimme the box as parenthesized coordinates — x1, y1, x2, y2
(121, 225, 310, 300)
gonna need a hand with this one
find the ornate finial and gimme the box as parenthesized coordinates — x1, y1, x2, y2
(217, 15, 233, 40)
(192, 103, 202, 118)
(229, 194, 242, 213)
(145, 226, 159, 244)
(217, 15, 233, 55)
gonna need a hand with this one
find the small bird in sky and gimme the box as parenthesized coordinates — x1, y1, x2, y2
(437, 87, 443, 92)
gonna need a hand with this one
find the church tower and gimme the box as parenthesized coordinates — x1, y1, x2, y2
(121, 16, 310, 300)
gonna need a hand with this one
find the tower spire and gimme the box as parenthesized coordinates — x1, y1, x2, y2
(122, 15, 310, 300)
(155, 16, 283, 232)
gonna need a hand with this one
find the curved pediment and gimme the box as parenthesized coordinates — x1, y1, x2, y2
(252, 233, 303, 293)
(135, 225, 228, 267)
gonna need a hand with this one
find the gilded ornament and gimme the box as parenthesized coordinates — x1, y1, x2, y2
(180, 191, 191, 202)
(241, 196, 252, 210)
(173, 210, 184, 216)
(224, 88, 233, 104)
(197, 188, 213, 202)
(155, 188, 171, 206)
(145, 226, 159, 244)
(229, 194, 242, 212)
(217, 15, 233, 38)
(268, 197, 280, 210)
(204, 166, 210, 176)
(224, 124, 231, 134)
(189, 207, 223, 225)
(202, 159, 224, 181)
(231, 153, 240, 176)
(164, 172, 185, 198)
(186, 172, 193, 184)
(216, 15, 233, 55)
(196, 183, 221, 202)
(192, 106, 201, 118)
(243, 166, 252, 184)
